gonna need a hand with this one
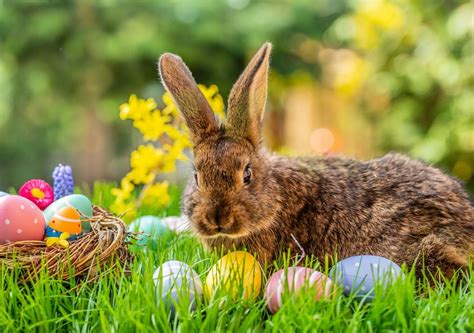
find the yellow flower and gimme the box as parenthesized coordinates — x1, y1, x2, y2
(110, 199, 137, 220)
(119, 94, 157, 121)
(133, 111, 172, 141)
(198, 84, 226, 119)
(141, 182, 171, 207)
(111, 178, 134, 201)
(162, 92, 180, 117)
(162, 85, 225, 120)
(130, 145, 163, 172)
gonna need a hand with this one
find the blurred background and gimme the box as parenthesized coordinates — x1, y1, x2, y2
(1, 0, 473, 193)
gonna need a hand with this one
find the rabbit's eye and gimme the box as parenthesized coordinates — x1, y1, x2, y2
(243, 165, 251, 185)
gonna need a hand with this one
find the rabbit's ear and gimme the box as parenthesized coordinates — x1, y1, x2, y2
(159, 53, 219, 145)
(227, 42, 272, 147)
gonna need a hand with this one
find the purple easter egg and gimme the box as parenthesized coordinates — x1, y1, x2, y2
(330, 255, 402, 302)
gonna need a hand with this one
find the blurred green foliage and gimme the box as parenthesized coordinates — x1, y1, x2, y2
(0, 0, 472, 193)
(335, 0, 474, 191)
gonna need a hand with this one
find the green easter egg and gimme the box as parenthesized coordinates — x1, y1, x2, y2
(128, 215, 167, 250)
(44, 194, 93, 232)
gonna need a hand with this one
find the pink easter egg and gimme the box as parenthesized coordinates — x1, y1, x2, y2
(0, 195, 46, 244)
(264, 267, 333, 314)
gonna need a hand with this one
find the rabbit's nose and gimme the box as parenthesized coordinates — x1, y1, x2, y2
(213, 206, 232, 229)
(214, 209, 225, 227)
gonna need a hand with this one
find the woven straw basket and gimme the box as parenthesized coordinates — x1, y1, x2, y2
(0, 206, 132, 282)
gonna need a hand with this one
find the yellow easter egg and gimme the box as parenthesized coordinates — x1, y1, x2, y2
(204, 251, 262, 300)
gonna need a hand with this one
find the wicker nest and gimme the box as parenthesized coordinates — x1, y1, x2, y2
(0, 206, 133, 282)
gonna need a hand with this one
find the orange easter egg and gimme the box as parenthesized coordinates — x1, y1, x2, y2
(48, 207, 82, 234)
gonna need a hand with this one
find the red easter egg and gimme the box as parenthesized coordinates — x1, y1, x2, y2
(264, 267, 333, 314)
(0, 195, 46, 244)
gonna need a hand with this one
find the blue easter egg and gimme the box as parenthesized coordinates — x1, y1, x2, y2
(330, 255, 402, 302)
(0, 192, 8, 198)
(128, 216, 167, 249)
(153, 261, 203, 317)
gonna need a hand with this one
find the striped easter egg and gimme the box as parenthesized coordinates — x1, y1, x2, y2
(264, 267, 333, 314)
(43, 194, 92, 233)
(45, 206, 82, 239)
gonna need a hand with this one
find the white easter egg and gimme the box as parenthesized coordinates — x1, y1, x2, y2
(153, 261, 203, 316)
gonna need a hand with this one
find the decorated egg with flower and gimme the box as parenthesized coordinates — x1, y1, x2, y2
(19, 179, 54, 210)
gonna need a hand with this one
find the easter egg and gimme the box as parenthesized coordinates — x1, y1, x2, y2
(43, 194, 92, 233)
(329, 255, 402, 302)
(45, 206, 82, 239)
(264, 267, 333, 313)
(0, 195, 46, 244)
(0, 192, 8, 198)
(205, 251, 262, 300)
(128, 216, 167, 249)
(161, 215, 189, 233)
(153, 261, 203, 316)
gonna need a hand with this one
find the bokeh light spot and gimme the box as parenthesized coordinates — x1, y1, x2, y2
(310, 128, 335, 154)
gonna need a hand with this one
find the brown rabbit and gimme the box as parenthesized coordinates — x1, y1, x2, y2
(159, 42, 474, 277)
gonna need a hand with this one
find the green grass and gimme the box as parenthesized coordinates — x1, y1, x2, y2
(1, 183, 473, 332)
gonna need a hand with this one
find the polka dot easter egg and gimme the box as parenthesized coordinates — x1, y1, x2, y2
(205, 251, 262, 300)
(330, 255, 403, 302)
(0, 195, 46, 244)
(43, 194, 92, 233)
(265, 267, 333, 314)
(45, 206, 82, 240)
(153, 261, 203, 317)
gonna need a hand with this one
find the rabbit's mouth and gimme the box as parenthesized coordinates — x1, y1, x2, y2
(202, 230, 248, 239)
(197, 217, 247, 239)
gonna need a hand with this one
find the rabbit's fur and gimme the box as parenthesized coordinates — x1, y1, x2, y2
(159, 43, 473, 276)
